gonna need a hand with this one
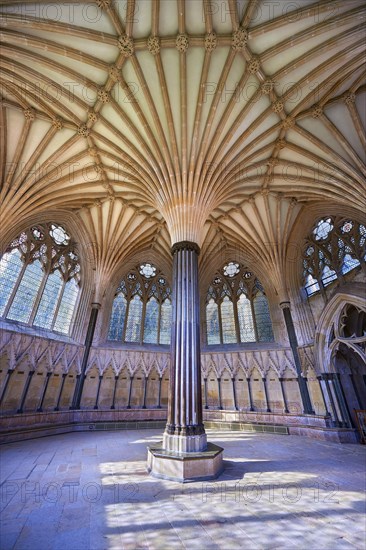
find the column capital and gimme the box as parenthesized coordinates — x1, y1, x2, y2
(279, 300, 291, 310)
(91, 302, 102, 309)
(171, 240, 200, 255)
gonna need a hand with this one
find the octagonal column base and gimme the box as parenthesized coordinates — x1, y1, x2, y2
(163, 432, 207, 453)
(147, 442, 224, 483)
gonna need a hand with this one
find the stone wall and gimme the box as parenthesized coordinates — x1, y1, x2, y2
(0, 328, 317, 417)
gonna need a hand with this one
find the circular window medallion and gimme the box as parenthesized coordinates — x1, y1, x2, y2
(49, 224, 70, 245)
(223, 262, 240, 278)
(314, 218, 333, 241)
(341, 221, 353, 234)
(139, 262, 156, 278)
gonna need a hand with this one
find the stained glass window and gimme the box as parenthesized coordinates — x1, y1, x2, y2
(125, 295, 143, 342)
(238, 293, 255, 343)
(108, 294, 127, 340)
(143, 297, 159, 343)
(303, 217, 365, 296)
(7, 261, 44, 323)
(221, 297, 236, 344)
(0, 249, 23, 317)
(0, 223, 80, 334)
(205, 261, 273, 346)
(159, 300, 172, 344)
(108, 264, 172, 345)
(53, 278, 79, 335)
(253, 293, 274, 342)
(206, 299, 220, 345)
(34, 271, 63, 329)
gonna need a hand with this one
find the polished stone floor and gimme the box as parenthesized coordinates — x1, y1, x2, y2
(0, 429, 365, 550)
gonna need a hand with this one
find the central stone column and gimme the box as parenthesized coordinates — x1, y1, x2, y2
(147, 241, 223, 482)
(163, 241, 207, 453)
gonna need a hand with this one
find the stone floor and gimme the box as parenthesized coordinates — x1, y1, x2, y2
(0, 429, 365, 550)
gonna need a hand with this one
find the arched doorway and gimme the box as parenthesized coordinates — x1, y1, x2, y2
(315, 286, 366, 432)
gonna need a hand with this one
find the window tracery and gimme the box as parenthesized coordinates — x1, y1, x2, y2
(303, 217, 366, 296)
(108, 263, 172, 345)
(0, 223, 80, 335)
(205, 262, 273, 345)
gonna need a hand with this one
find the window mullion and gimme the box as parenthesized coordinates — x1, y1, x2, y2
(157, 300, 162, 344)
(232, 297, 240, 343)
(218, 300, 224, 344)
(3, 260, 28, 318)
(51, 278, 67, 331)
(250, 297, 259, 342)
(140, 299, 147, 344)
(28, 267, 49, 325)
(122, 299, 130, 343)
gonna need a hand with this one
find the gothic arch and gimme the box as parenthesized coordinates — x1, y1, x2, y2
(314, 283, 366, 374)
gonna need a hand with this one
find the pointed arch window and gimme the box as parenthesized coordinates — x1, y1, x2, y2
(108, 263, 172, 345)
(303, 217, 366, 296)
(205, 262, 274, 345)
(0, 223, 81, 335)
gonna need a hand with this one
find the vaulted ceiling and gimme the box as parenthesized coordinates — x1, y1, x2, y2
(0, 0, 365, 295)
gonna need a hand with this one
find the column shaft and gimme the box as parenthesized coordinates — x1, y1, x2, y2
(204, 378, 208, 409)
(217, 378, 223, 410)
(164, 241, 206, 452)
(17, 371, 34, 414)
(55, 373, 67, 411)
(279, 378, 289, 413)
(262, 378, 271, 412)
(323, 375, 341, 426)
(333, 374, 352, 428)
(127, 376, 133, 408)
(111, 375, 119, 409)
(246, 377, 254, 411)
(232, 378, 238, 410)
(0, 369, 14, 407)
(157, 377, 162, 408)
(94, 375, 103, 409)
(142, 377, 148, 408)
(71, 302, 100, 409)
(280, 303, 314, 414)
(317, 376, 331, 416)
(37, 372, 52, 412)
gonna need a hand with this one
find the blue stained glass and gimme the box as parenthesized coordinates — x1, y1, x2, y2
(34, 271, 63, 329)
(206, 299, 220, 344)
(238, 294, 255, 342)
(321, 265, 337, 287)
(341, 254, 360, 275)
(143, 297, 159, 343)
(125, 295, 143, 342)
(53, 278, 79, 334)
(0, 249, 23, 316)
(108, 294, 127, 340)
(305, 274, 320, 296)
(7, 260, 44, 323)
(253, 293, 274, 342)
(159, 300, 171, 344)
(221, 297, 237, 344)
